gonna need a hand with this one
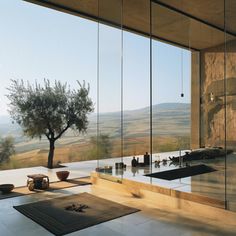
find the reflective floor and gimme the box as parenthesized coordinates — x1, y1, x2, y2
(94, 151, 236, 211)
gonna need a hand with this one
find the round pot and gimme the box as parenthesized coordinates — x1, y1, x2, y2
(0, 184, 14, 194)
(56, 171, 70, 181)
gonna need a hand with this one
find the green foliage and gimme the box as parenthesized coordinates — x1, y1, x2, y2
(0, 158, 22, 169)
(0, 136, 15, 163)
(88, 134, 112, 159)
(7, 79, 94, 168)
(158, 143, 179, 152)
(157, 136, 190, 152)
(7, 79, 94, 139)
(177, 136, 190, 150)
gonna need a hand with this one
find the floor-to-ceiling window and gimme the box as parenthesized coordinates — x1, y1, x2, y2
(0, 0, 98, 169)
(96, 0, 123, 179)
(198, 1, 226, 204)
(123, 32, 150, 166)
(152, 41, 191, 157)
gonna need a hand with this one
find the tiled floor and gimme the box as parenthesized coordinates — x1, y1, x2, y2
(0, 184, 236, 236)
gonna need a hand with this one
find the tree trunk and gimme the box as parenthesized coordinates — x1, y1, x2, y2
(48, 139, 55, 169)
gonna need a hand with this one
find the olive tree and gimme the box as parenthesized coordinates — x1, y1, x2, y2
(7, 79, 94, 168)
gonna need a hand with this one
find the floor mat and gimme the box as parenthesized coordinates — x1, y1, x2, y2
(14, 192, 139, 236)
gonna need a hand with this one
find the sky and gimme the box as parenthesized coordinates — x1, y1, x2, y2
(0, 0, 191, 115)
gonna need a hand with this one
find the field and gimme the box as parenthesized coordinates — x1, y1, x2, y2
(0, 103, 190, 170)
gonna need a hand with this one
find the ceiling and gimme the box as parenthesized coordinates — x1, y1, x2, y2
(24, 0, 236, 51)
(155, 0, 236, 35)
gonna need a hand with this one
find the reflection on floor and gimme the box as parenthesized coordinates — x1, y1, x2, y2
(95, 151, 236, 212)
(0, 150, 236, 211)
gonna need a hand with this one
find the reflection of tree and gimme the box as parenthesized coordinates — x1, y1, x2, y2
(89, 134, 112, 159)
(157, 136, 190, 152)
(177, 136, 190, 150)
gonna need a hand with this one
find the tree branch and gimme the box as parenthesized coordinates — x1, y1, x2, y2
(45, 132, 50, 140)
(54, 123, 70, 140)
(47, 122, 53, 135)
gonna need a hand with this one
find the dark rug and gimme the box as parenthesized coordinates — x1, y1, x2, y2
(14, 192, 139, 236)
(145, 164, 216, 180)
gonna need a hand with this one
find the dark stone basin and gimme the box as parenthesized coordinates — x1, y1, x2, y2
(145, 164, 216, 180)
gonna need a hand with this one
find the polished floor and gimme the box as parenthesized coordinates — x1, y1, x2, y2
(1, 150, 236, 211)
(1, 184, 236, 236)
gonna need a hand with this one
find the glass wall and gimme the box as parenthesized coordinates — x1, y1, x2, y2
(151, 0, 228, 207)
(96, 0, 123, 178)
(152, 42, 191, 160)
(97, 0, 151, 179)
(123, 31, 150, 175)
(151, 3, 192, 191)
(225, 0, 236, 211)
(198, 2, 226, 204)
(0, 0, 98, 170)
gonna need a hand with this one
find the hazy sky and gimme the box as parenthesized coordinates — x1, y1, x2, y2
(0, 0, 190, 115)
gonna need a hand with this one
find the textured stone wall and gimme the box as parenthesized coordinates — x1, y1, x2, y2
(200, 40, 236, 150)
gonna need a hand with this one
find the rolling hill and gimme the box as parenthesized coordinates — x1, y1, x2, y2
(0, 103, 190, 153)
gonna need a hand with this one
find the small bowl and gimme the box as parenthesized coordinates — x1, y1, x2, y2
(56, 171, 70, 181)
(0, 184, 14, 194)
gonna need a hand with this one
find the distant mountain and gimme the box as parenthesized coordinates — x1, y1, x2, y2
(0, 103, 190, 123)
(153, 102, 190, 110)
(89, 103, 190, 117)
(88, 102, 190, 137)
(0, 103, 190, 152)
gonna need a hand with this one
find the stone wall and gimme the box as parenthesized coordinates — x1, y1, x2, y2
(200, 39, 236, 150)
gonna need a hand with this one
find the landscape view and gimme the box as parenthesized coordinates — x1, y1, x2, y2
(0, 103, 190, 170)
(0, 1, 191, 170)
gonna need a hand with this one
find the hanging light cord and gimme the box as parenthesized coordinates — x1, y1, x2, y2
(121, 0, 124, 164)
(181, 49, 184, 97)
(150, 0, 153, 169)
(180, 0, 184, 98)
(97, 0, 100, 167)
